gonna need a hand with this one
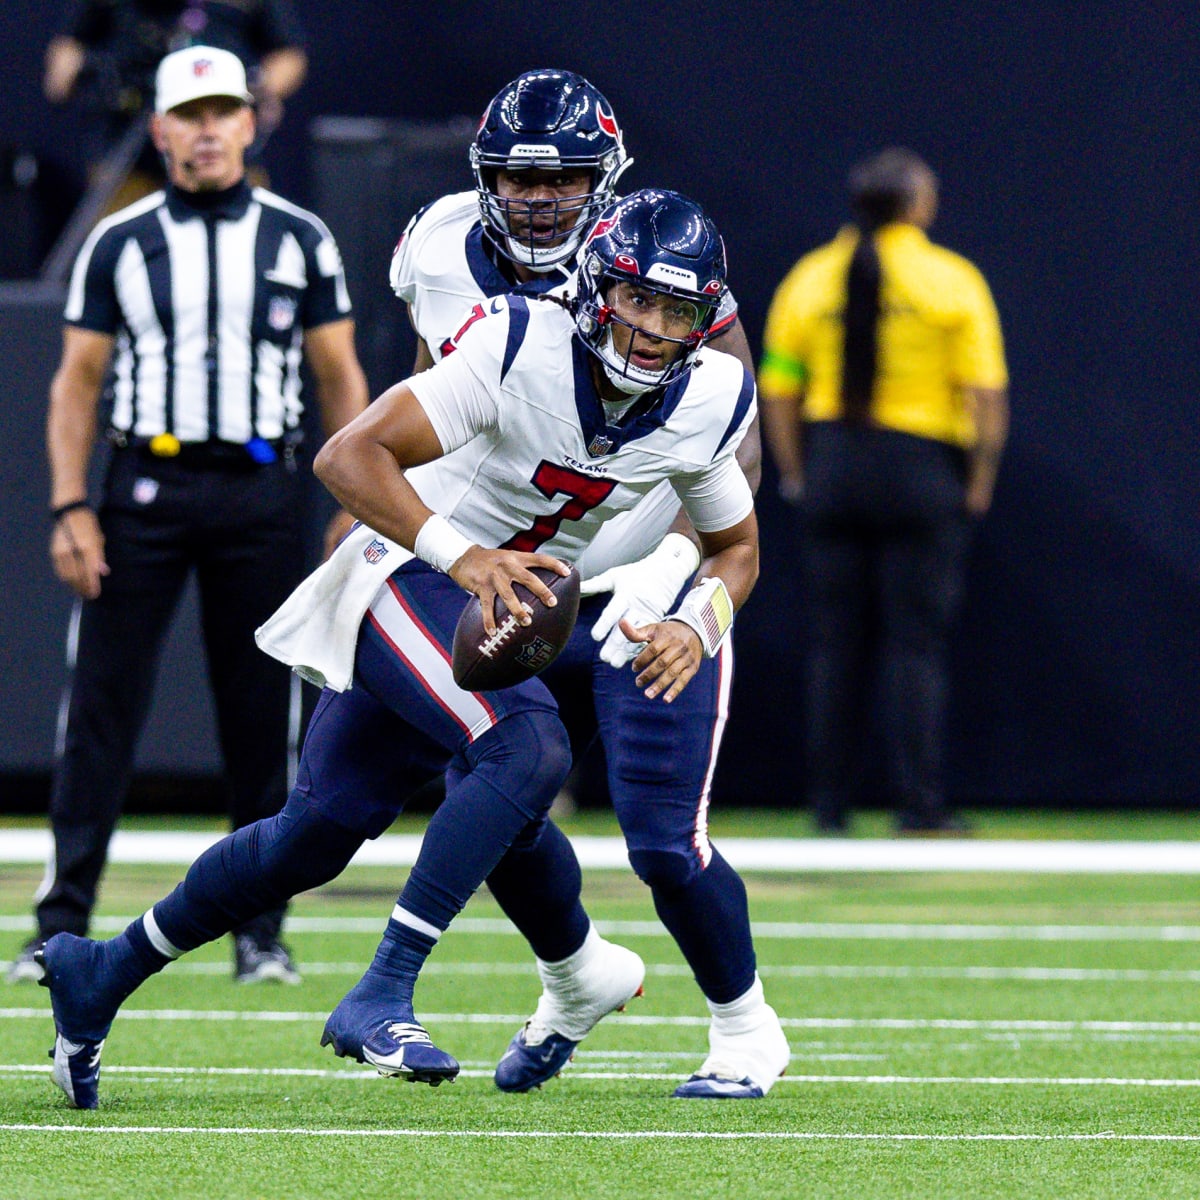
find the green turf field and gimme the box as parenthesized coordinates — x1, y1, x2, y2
(1, 811, 1198, 1199)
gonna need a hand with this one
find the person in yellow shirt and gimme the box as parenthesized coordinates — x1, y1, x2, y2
(759, 147, 1008, 834)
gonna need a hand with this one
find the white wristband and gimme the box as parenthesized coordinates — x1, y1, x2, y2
(670, 576, 735, 658)
(654, 532, 702, 589)
(413, 513, 474, 574)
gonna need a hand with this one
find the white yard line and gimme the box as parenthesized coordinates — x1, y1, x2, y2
(5, 915, 1200, 941)
(6, 1008, 1200, 1033)
(4, 1062, 1200, 1087)
(1, 830, 1198, 873)
(3, 1122, 1200, 1141)
(8, 958, 1200, 983)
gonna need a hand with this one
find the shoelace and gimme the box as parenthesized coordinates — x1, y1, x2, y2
(384, 1022, 434, 1046)
(695, 1056, 749, 1082)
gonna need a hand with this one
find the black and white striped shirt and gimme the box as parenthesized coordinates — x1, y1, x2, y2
(65, 180, 351, 444)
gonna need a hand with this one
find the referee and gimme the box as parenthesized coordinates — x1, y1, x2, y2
(8, 45, 369, 984)
(759, 148, 1008, 836)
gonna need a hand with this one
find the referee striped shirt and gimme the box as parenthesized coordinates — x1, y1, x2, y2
(64, 180, 352, 444)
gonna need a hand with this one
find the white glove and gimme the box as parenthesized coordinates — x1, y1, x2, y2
(580, 532, 701, 667)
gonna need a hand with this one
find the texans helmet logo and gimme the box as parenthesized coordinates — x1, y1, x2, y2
(586, 215, 619, 245)
(597, 105, 621, 140)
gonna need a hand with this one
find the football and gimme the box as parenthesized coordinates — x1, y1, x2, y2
(451, 565, 581, 691)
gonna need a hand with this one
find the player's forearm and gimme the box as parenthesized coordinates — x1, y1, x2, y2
(46, 370, 100, 506)
(696, 513, 759, 611)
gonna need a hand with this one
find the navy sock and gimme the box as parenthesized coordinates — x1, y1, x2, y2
(649, 847, 757, 1005)
(343, 919, 437, 1024)
(486, 819, 590, 962)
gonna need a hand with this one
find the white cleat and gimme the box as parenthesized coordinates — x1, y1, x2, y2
(674, 976, 790, 1099)
(495, 925, 645, 1092)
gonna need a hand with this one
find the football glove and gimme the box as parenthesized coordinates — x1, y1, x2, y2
(580, 532, 701, 667)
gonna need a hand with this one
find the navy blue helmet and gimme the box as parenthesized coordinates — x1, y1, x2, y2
(575, 189, 728, 393)
(470, 68, 630, 272)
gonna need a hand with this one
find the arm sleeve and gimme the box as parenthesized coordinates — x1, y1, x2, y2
(63, 224, 122, 333)
(952, 266, 1008, 389)
(251, 0, 308, 53)
(671, 453, 756, 533)
(59, 0, 106, 43)
(405, 332, 501, 453)
(757, 264, 811, 395)
(298, 221, 352, 328)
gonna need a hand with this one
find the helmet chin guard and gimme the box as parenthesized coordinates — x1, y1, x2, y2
(575, 189, 728, 394)
(471, 68, 630, 271)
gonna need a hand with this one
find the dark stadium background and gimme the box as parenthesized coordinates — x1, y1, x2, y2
(1, 2, 1197, 812)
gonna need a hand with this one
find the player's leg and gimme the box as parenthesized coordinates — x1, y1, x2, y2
(485, 609, 645, 1092)
(321, 564, 573, 1085)
(598, 643, 790, 1099)
(193, 462, 306, 978)
(37, 681, 436, 1107)
(25, 497, 189, 978)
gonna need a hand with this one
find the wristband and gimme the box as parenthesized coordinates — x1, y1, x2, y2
(51, 499, 91, 522)
(670, 576, 735, 658)
(413, 513, 474, 574)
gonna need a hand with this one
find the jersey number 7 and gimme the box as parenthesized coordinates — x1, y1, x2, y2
(502, 462, 617, 553)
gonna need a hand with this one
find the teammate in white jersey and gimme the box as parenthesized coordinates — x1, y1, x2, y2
(35, 189, 788, 1110)
(387, 69, 784, 1099)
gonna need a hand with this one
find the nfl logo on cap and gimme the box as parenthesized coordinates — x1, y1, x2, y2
(155, 45, 254, 114)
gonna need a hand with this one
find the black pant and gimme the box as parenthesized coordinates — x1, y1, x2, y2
(800, 422, 971, 826)
(35, 446, 307, 943)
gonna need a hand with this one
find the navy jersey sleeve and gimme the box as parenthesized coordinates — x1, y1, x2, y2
(251, 0, 308, 53)
(59, 0, 109, 43)
(63, 225, 124, 334)
(297, 218, 352, 329)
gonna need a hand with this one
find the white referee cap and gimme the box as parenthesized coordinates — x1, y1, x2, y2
(155, 45, 254, 115)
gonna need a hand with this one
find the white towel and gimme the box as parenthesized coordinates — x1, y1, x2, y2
(255, 523, 413, 692)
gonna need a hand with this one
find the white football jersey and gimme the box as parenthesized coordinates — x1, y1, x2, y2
(389, 192, 743, 576)
(403, 295, 756, 562)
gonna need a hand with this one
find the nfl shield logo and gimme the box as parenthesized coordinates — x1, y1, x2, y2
(268, 295, 297, 331)
(587, 432, 615, 456)
(363, 538, 388, 564)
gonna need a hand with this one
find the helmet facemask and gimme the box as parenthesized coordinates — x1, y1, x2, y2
(472, 148, 629, 272)
(577, 261, 719, 394)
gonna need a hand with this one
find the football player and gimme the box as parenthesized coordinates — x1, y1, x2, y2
(36, 189, 788, 1109)
(391, 68, 784, 1099)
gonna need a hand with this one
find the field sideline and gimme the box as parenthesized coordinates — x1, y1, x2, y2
(1, 810, 1198, 1198)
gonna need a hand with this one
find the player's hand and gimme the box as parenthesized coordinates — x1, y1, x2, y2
(620, 617, 704, 703)
(50, 507, 109, 600)
(450, 546, 570, 636)
(581, 533, 701, 668)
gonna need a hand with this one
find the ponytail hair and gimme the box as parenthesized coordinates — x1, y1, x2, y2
(840, 147, 933, 422)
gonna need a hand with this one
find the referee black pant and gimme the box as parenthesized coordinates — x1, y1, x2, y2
(799, 421, 972, 827)
(36, 446, 307, 945)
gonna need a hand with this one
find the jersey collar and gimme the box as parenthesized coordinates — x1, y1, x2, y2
(165, 179, 254, 223)
(465, 225, 572, 298)
(569, 338, 689, 458)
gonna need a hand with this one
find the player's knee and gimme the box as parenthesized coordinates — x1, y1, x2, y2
(628, 847, 701, 893)
(469, 710, 572, 818)
(255, 793, 366, 893)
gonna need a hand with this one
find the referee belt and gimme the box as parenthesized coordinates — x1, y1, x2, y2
(108, 429, 295, 469)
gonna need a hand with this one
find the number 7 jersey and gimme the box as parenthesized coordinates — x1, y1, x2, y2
(403, 293, 756, 563)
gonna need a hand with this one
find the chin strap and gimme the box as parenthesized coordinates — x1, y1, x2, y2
(670, 576, 734, 658)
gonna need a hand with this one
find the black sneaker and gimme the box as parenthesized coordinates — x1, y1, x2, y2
(234, 935, 300, 984)
(6, 936, 46, 983)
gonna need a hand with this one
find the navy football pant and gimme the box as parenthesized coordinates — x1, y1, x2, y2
(153, 560, 572, 954)
(485, 595, 758, 1004)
